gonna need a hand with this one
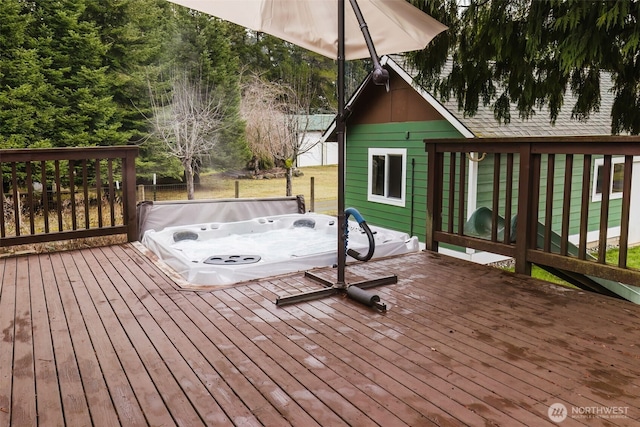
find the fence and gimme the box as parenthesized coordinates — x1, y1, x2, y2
(137, 183, 234, 201)
(135, 178, 332, 213)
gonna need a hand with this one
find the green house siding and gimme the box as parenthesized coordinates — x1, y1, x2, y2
(474, 154, 622, 237)
(345, 121, 463, 241)
(474, 154, 519, 230)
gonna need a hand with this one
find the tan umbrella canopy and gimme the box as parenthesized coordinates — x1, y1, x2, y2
(166, 0, 446, 60)
(166, 0, 446, 289)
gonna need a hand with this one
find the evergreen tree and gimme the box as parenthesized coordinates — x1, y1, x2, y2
(29, 0, 124, 147)
(409, 0, 640, 134)
(82, 0, 180, 181)
(83, 0, 171, 144)
(0, 0, 56, 149)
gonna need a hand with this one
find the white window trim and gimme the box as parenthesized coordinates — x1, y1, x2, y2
(367, 147, 406, 207)
(592, 157, 625, 202)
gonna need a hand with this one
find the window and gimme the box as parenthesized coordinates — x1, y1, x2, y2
(367, 148, 406, 206)
(592, 157, 625, 202)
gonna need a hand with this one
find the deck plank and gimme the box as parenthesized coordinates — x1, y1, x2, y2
(79, 247, 183, 427)
(40, 253, 93, 426)
(279, 291, 532, 426)
(68, 248, 157, 426)
(11, 256, 36, 427)
(192, 289, 335, 426)
(292, 295, 540, 426)
(86, 246, 210, 427)
(2, 245, 640, 426)
(385, 254, 640, 395)
(101, 244, 263, 426)
(53, 251, 121, 426)
(0, 257, 16, 427)
(218, 286, 374, 426)
(114, 245, 298, 426)
(28, 255, 64, 427)
(242, 281, 459, 427)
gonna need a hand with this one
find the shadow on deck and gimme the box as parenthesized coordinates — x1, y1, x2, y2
(1, 245, 639, 426)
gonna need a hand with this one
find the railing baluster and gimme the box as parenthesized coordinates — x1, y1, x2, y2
(0, 170, 4, 238)
(108, 159, 116, 227)
(69, 160, 77, 231)
(82, 159, 90, 229)
(457, 153, 466, 236)
(26, 161, 35, 235)
(618, 155, 633, 268)
(11, 163, 20, 236)
(560, 154, 573, 256)
(543, 154, 555, 252)
(436, 152, 444, 236)
(579, 155, 591, 260)
(41, 160, 50, 234)
(491, 153, 501, 242)
(598, 155, 612, 263)
(447, 152, 456, 233)
(530, 153, 541, 249)
(96, 159, 103, 228)
(55, 160, 63, 232)
(502, 153, 513, 244)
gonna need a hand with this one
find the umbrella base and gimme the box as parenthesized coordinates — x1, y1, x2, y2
(274, 271, 396, 312)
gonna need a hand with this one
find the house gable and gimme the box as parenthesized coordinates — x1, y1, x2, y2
(340, 58, 468, 242)
(348, 71, 444, 125)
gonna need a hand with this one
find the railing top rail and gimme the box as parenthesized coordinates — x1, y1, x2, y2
(0, 146, 139, 162)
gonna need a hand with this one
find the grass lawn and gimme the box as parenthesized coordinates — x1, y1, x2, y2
(501, 264, 576, 287)
(605, 245, 640, 270)
(501, 245, 640, 288)
(178, 165, 338, 202)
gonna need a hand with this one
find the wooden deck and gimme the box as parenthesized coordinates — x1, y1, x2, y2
(1, 245, 639, 426)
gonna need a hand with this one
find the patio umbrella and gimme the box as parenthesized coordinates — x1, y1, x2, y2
(166, 0, 446, 285)
(166, 0, 446, 60)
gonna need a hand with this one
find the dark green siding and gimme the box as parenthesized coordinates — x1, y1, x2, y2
(345, 121, 463, 241)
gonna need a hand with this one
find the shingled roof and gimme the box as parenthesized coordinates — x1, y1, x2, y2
(385, 55, 618, 137)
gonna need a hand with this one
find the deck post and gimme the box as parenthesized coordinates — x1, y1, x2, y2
(425, 142, 439, 252)
(515, 143, 532, 276)
(123, 148, 138, 242)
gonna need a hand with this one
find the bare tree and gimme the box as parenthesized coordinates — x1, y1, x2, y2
(241, 74, 315, 196)
(147, 72, 227, 199)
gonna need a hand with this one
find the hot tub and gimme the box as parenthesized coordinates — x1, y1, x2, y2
(141, 212, 419, 286)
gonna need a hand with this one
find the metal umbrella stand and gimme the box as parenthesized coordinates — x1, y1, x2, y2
(274, 0, 397, 311)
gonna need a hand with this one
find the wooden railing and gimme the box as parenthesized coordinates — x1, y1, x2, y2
(425, 136, 640, 288)
(0, 146, 138, 247)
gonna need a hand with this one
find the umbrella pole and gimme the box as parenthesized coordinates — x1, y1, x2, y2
(275, 0, 397, 311)
(337, 0, 346, 286)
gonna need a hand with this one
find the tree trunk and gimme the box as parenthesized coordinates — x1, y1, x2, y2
(285, 166, 292, 197)
(184, 160, 195, 200)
